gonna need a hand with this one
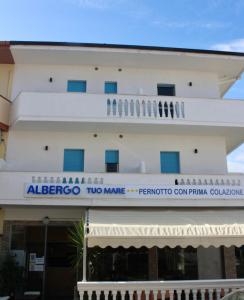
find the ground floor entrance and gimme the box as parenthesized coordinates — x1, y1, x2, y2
(2, 207, 244, 299)
(8, 223, 76, 300)
(4, 221, 244, 299)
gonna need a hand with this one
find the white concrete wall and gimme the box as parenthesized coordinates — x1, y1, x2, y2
(4, 207, 84, 221)
(5, 130, 227, 174)
(11, 64, 221, 100)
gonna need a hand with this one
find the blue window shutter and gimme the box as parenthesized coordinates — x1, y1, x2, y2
(63, 149, 84, 172)
(67, 80, 86, 92)
(105, 150, 119, 163)
(160, 152, 180, 173)
(105, 82, 117, 94)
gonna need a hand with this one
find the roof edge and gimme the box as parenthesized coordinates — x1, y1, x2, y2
(10, 41, 244, 57)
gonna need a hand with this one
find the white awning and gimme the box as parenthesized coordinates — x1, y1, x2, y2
(87, 209, 244, 248)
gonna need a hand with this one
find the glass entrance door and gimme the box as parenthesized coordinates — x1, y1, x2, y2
(11, 224, 76, 300)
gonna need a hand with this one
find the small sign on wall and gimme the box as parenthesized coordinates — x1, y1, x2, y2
(29, 253, 44, 272)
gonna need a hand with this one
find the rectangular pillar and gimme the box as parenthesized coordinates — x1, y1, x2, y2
(0, 209, 4, 235)
(197, 247, 223, 279)
(223, 246, 237, 279)
(148, 246, 158, 280)
(0, 219, 11, 261)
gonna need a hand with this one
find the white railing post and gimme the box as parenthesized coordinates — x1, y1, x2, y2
(161, 290, 165, 300)
(169, 290, 174, 300)
(200, 289, 205, 300)
(87, 291, 92, 300)
(216, 288, 221, 300)
(144, 290, 150, 300)
(129, 290, 134, 300)
(137, 289, 142, 300)
(185, 289, 190, 300)
(151, 290, 156, 300)
(121, 290, 126, 300)
(192, 289, 198, 300)
(104, 290, 109, 300)
(209, 288, 214, 300)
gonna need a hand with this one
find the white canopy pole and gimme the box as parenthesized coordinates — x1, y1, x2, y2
(82, 209, 88, 282)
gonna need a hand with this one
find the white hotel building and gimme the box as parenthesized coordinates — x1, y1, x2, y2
(1, 41, 244, 299)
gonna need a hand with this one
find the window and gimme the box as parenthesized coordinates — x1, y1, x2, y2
(235, 246, 244, 278)
(158, 247, 198, 280)
(157, 84, 175, 96)
(160, 151, 180, 173)
(63, 149, 84, 172)
(67, 80, 86, 92)
(11, 225, 26, 250)
(105, 150, 119, 172)
(88, 247, 148, 281)
(105, 82, 117, 94)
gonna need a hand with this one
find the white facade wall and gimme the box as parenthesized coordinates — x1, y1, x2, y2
(4, 207, 84, 221)
(11, 64, 220, 99)
(5, 130, 227, 174)
(2, 49, 243, 283)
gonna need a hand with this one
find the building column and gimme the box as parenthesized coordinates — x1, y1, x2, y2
(197, 247, 223, 279)
(0, 220, 11, 261)
(148, 247, 158, 280)
(223, 246, 237, 279)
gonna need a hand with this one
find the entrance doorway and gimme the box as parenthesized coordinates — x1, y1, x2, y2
(11, 224, 76, 300)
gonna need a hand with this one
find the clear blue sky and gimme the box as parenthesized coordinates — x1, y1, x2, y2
(1, 0, 244, 172)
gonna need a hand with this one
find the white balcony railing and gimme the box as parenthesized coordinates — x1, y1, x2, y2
(77, 279, 244, 300)
(11, 92, 244, 127)
(30, 173, 242, 186)
(107, 97, 185, 119)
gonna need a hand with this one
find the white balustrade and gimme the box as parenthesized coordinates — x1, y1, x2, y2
(175, 177, 241, 187)
(12, 92, 244, 131)
(31, 175, 104, 185)
(107, 98, 185, 119)
(31, 174, 241, 187)
(77, 279, 244, 300)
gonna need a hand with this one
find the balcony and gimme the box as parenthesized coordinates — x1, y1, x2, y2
(0, 172, 244, 207)
(0, 95, 10, 131)
(11, 92, 244, 152)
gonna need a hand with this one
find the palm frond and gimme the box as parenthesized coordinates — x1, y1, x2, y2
(68, 219, 84, 269)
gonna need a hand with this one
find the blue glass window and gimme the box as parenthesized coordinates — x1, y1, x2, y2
(67, 80, 86, 92)
(63, 149, 84, 172)
(105, 150, 119, 172)
(160, 151, 180, 173)
(105, 82, 117, 94)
